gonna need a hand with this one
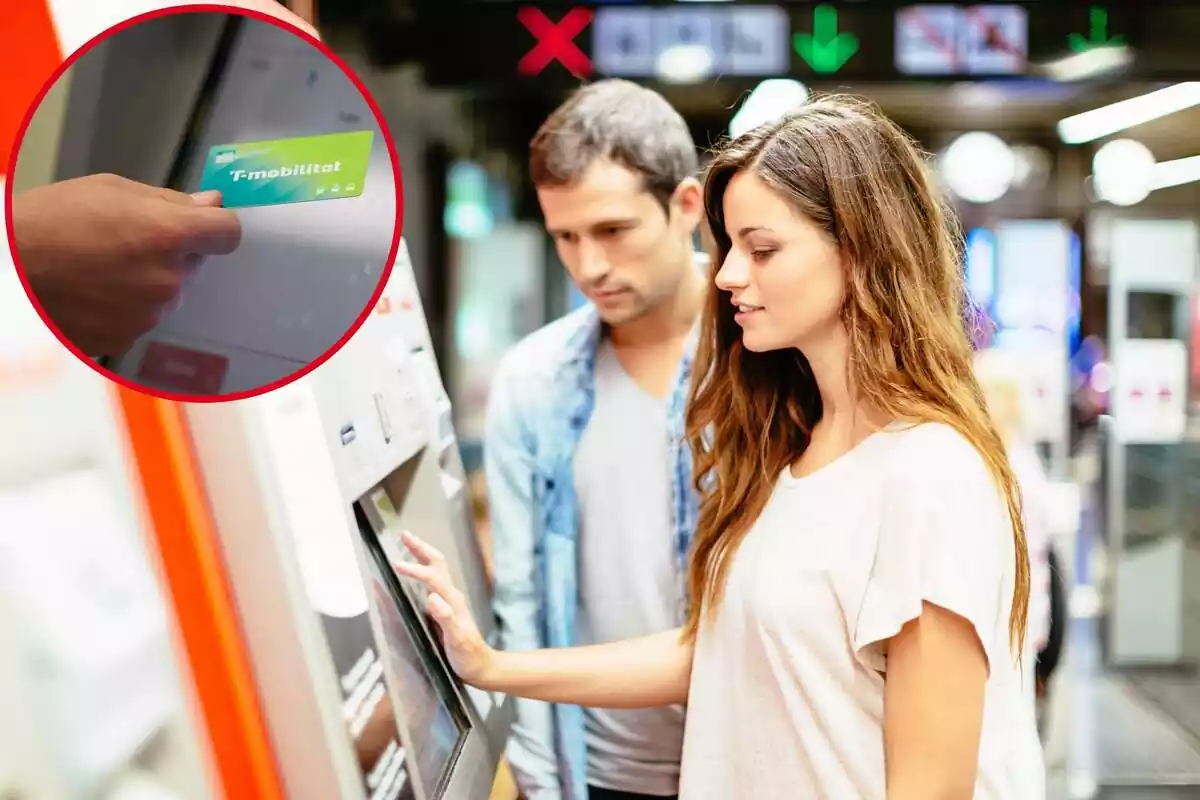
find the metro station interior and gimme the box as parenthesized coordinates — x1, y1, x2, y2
(3, 1, 1200, 798)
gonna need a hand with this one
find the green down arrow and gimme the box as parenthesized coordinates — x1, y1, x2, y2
(1067, 6, 1125, 52)
(793, 4, 859, 74)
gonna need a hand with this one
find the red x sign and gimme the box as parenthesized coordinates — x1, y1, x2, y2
(517, 7, 593, 77)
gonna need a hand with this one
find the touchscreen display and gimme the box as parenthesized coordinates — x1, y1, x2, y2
(111, 14, 396, 395)
(354, 505, 469, 799)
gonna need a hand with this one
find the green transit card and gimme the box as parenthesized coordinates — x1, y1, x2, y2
(198, 130, 373, 208)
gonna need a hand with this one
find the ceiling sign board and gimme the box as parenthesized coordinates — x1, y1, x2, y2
(593, 8, 655, 76)
(655, 9, 718, 60)
(895, 5, 958, 75)
(413, 3, 1195, 90)
(793, 3, 859, 74)
(1068, 5, 1125, 53)
(895, 4, 1027, 76)
(726, 7, 792, 76)
(593, 6, 789, 79)
(963, 5, 1027, 74)
(518, 7, 594, 77)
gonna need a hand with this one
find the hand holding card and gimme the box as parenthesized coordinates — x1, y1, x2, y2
(10, 173, 242, 357)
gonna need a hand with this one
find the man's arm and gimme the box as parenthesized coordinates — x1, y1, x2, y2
(482, 362, 562, 800)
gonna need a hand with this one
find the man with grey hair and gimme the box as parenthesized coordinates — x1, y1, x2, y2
(484, 79, 706, 800)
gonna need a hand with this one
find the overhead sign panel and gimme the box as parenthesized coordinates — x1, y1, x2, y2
(413, 3, 1186, 90)
(895, 4, 1028, 76)
(728, 6, 792, 75)
(593, 6, 789, 79)
(593, 7, 655, 76)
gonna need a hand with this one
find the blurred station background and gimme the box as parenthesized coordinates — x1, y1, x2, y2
(3, 1, 1200, 798)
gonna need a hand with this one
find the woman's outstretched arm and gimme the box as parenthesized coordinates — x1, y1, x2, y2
(394, 531, 693, 709)
(478, 628, 692, 708)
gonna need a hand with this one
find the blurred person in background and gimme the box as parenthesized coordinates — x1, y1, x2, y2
(399, 96, 1044, 799)
(974, 349, 1063, 735)
(482, 80, 706, 800)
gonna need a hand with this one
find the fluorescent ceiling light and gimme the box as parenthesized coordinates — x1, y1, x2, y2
(1089, 148, 1200, 205)
(1091, 139, 1155, 206)
(1057, 82, 1200, 144)
(940, 132, 1016, 204)
(656, 45, 714, 84)
(1041, 45, 1133, 82)
(730, 79, 809, 139)
(1151, 154, 1200, 190)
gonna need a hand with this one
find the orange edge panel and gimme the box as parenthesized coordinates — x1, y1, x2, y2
(0, 0, 62, 176)
(115, 388, 285, 800)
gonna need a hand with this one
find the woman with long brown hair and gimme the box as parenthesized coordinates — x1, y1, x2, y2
(396, 96, 1044, 799)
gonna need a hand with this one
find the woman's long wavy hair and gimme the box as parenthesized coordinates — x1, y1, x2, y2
(682, 96, 1030, 657)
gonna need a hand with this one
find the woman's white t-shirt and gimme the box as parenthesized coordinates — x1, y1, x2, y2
(678, 422, 1045, 799)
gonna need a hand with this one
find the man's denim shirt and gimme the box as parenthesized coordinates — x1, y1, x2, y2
(483, 303, 700, 800)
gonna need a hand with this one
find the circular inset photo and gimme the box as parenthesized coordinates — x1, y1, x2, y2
(7, 5, 401, 401)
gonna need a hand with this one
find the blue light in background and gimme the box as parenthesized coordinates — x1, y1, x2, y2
(444, 160, 493, 239)
(964, 226, 997, 317)
(1067, 229, 1082, 357)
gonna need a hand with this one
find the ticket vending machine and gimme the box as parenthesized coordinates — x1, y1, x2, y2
(184, 238, 511, 800)
(16, 8, 511, 794)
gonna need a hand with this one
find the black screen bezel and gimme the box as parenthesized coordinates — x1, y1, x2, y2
(352, 502, 472, 800)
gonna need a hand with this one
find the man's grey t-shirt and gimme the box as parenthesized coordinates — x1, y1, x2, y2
(572, 338, 686, 796)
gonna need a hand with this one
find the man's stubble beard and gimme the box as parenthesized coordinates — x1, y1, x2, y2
(598, 290, 654, 327)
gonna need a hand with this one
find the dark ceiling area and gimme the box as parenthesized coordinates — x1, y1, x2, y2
(466, 78, 1199, 169)
(316, 1, 1200, 165)
(336, 1, 1200, 82)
